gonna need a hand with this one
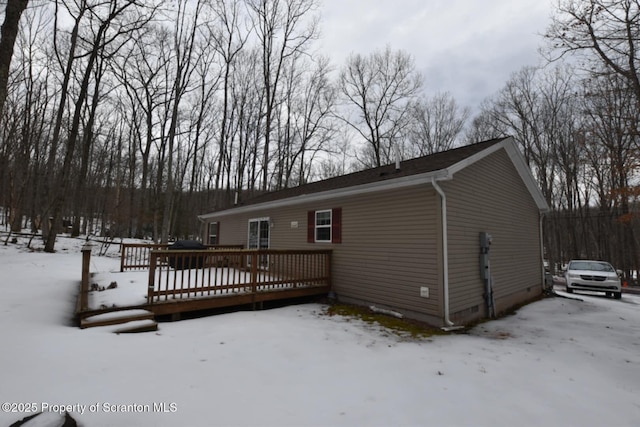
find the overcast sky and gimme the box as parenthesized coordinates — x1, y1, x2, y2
(317, 0, 555, 114)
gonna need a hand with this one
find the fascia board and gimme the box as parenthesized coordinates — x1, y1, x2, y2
(198, 170, 450, 220)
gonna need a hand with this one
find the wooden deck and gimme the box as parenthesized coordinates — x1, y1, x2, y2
(78, 244, 331, 327)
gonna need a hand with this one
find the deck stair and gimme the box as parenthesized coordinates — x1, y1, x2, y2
(80, 309, 158, 333)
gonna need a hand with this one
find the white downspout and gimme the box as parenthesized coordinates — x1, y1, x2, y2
(539, 213, 546, 291)
(431, 177, 456, 329)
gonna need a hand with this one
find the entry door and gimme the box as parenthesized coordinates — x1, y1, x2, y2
(248, 218, 270, 268)
(248, 218, 270, 250)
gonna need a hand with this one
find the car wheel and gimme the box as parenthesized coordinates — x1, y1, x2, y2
(614, 292, 622, 299)
(566, 286, 573, 294)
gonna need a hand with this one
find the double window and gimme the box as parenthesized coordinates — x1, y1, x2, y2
(307, 208, 341, 243)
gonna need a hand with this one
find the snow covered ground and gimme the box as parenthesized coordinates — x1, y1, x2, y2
(1, 235, 639, 427)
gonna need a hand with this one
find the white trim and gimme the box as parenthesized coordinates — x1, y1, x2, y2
(314, 209, 332, 243)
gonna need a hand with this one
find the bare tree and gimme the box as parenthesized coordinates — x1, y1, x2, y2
(3, 6, 52, 234)
(246, 0, 319, 190)
(405, 91, 469, 156)
(581, 71, 639, 275)
(228, 48, 265, 196)
(463, 102, 509, 144)
(545, 0, 640, 101)
(545, 0, 640, 278)
(338, 46, 422, 167)
(45, 0, 157, 251)
(41, 0, 88, 245)
(272, 54, 335, 188)
(0, 0, 29, 117)
(287, 55, 336, 186)
(114, 23, 171, 240)
(197, 0, 250, 207)
(159, 0, 205, 243)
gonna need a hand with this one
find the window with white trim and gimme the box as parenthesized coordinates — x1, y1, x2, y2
(307, 208, 342, 243)
(315, 210, 332, 242)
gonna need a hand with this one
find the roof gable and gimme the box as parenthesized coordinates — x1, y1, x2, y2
(199, 137, 549, 219)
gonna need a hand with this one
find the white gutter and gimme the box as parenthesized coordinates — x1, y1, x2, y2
(431, 177, 456, 329)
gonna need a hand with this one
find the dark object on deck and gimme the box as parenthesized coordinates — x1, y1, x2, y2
(169, 240, 207, 270)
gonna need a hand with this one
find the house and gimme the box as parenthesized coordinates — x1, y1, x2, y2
(198, 137, 550, 327)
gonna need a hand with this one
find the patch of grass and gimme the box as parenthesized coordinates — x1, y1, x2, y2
(325, 304, 447, 340)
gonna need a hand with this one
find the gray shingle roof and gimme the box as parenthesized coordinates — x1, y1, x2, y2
(237, 137, 508, 207)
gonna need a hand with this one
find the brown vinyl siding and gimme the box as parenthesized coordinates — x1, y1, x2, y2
(332, 186, 440, 316)
(443, 148, 542, 321)
(215, 215, 249, 247)
(210, 185, 442, 319)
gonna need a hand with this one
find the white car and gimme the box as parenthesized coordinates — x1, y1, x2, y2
(564, 260, 622, 299)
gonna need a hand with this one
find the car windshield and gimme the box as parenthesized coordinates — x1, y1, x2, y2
(569, 261, 614, 272)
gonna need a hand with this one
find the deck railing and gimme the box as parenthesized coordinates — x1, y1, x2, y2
(120, 243, 243, 271)
(147, 249, 332, 304)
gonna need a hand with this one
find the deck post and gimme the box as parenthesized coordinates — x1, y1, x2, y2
(80, 243, 92, 311)
(148, 251, 157, 304)
(250, 251, 258, 309)
(120, 244, 127, 272)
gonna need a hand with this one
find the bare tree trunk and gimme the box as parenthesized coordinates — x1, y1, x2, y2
(41, 1, 87, 249)
(160, 0, 203, 243)
(0, 0, 29, 117)
(45, 0, 155, 251)
(71, 53, 105, 237)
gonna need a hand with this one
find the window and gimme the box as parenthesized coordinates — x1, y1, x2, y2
(307, 208, 341, 243)
(248, 218, 270, 269)
(208, 222, 219, 245)
(315, 210, 332, 242)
